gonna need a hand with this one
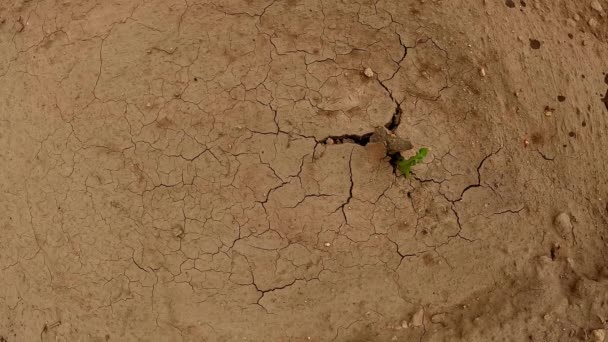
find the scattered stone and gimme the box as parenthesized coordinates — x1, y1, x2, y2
(400, 320, 409, 329)
(324, 242, 331, 247)
(325, 137, 334, 145)
(589, 18, 599, 28)
(593, 329, 606, 342)
(146, 102, 152, 108)
(364, 67, 374, 78)
(554, 213, 573, 237)
(544, 106, 554, 116)
(480, 67, 486, 77)
(591, 0, 604, 13)
(410, 308, 424, 327)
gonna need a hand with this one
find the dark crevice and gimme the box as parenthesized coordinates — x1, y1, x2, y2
(388, 151, 404, 171)
(322, 132, 373, 146)
(385, 104, 402, 131)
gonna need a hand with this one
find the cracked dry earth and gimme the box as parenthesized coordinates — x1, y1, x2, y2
(2, 0, 608, 341)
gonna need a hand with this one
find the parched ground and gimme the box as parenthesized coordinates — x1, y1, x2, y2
(1, 0, 608, 341)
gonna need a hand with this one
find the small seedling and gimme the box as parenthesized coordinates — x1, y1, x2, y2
(396, 148, 428, 177)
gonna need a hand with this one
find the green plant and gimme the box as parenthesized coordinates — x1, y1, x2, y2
(396, 148, 428, 177)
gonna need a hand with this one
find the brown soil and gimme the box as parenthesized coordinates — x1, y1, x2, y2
(1, 0, 608, 341)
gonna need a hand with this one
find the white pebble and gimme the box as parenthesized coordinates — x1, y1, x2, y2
(364, 67, 374, 78)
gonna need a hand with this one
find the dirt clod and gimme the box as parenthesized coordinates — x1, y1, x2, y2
(530, 39, 542, 49)
(431, 313, 446, 324)
(370, 127, 412, 154)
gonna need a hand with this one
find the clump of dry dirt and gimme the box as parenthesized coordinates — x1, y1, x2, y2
(1, 0, 607, 341)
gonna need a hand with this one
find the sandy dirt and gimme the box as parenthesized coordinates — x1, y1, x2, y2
(1, 0, 608, 341)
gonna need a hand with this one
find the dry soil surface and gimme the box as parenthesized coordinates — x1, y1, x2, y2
(1, 0, 608, 341)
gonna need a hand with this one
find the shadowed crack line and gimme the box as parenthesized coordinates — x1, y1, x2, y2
(456, 147, 502, 201)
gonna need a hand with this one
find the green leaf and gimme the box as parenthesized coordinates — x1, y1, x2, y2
(396, 148, 429, 177)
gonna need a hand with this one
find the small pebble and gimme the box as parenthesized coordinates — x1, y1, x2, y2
(593, 329, 606, 342)
(554, 212, 573, 239)
(364, 67, 374, 78)
(479, 67, 486, 77)
(326, 137, 334, 145)
(400, 320, 409, 329)
(591, 0, 604, 13)
(146, 102, 152, 108)
(324, 242, 331, 247)
(589, 18, 599, 28)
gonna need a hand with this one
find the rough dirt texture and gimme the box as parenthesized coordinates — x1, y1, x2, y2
(1, 0, 608, 341)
